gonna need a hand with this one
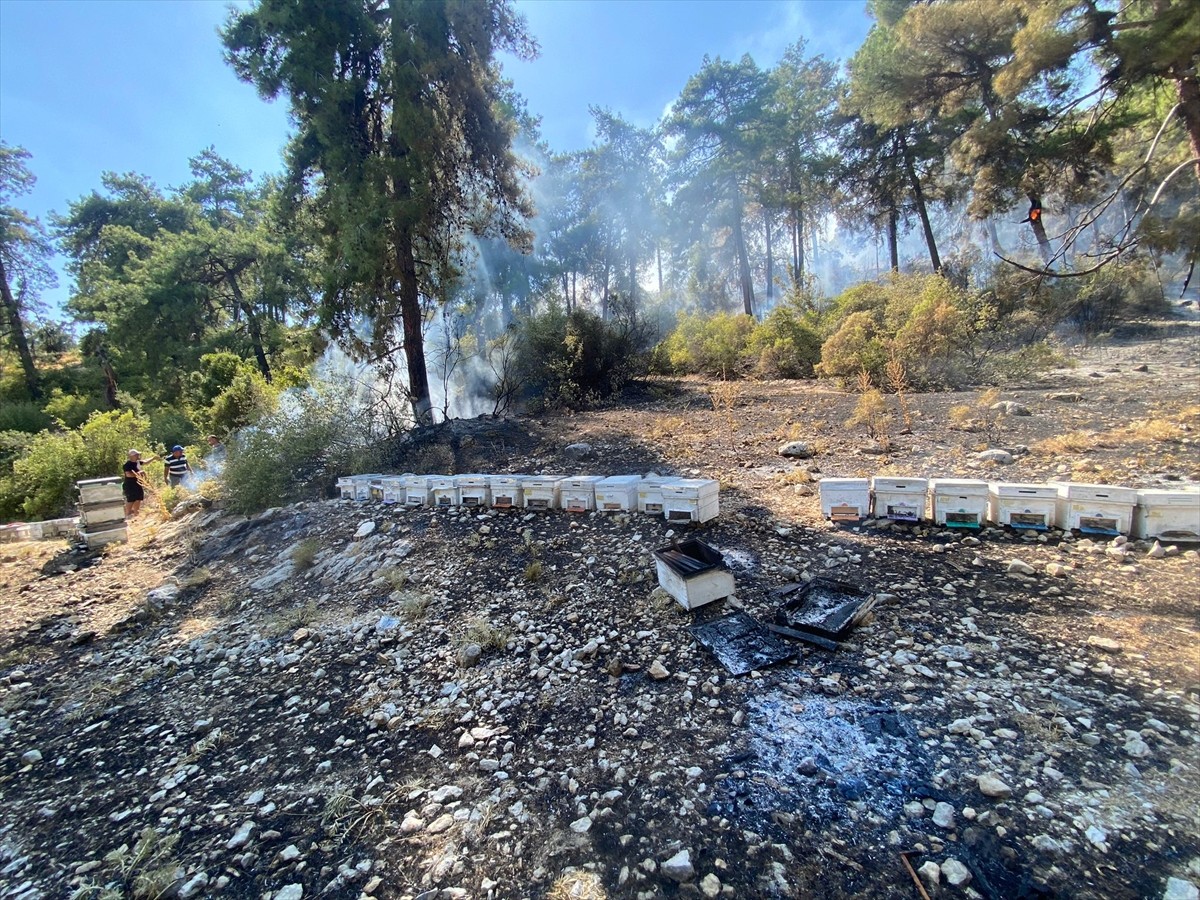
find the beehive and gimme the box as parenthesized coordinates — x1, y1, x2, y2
(336, 477, 357, 500)
(352, 474, 383, 501)
(637, 475, 680, 516)
(560, 475, 605, 512)
(595, 475, 641, 512)
(929, 478, 989, 528)
(818, 477, 871, 522)
(523, 476, 565, 510)
(380, 476, 406, 504)
(1055, 482, 1137, 536)
(82, 523, 128, 550)
(367, 477, 386, 502)
(488, 475, 526, 509)
(455, 474, 492, 509)
(988, 482, 1058, 530)
(430, 476, 460, 508)
(80, 500, 126, 529)
(77, 477, 124, 506)
(871, 477, 928, 522)
(77, 476, 128, 549)
(401, 474, 433, 507)
(1135, 487, 1200, 541)
(654, 539, 735, 611)
(661, 478, 720, 523)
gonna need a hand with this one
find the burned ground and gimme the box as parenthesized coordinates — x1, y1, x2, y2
(1, 321, 1198, 900)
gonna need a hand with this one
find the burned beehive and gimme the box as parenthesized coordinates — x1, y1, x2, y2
(654, 538, 735, 611)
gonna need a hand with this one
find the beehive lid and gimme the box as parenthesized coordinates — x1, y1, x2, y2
(990, 482, 1058, 498)
(525, 475, 566, 488)
(1055, 482, 1137, 503)
(930, 478, 989, 494)
(77, 476, 123, 488)
(872, 477, 928, 492)
(1136, 487, 1200, 502)
(562, 475, 604, 488)
(662, 478, 719, 496)
(598, 475, 641, 488)
(819, 477, 869, 489)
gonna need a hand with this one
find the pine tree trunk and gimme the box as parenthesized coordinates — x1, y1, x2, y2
(396, 227, 432, 426)
(656, 243, 663, 297)
(1175, 73, 1200, 189)
(0, 257, 40, 400)
(227, 275, 272, 383)
(731, 192, 754, 317)
(887, 207, 899, 272)
(1027, 193, 1053, 265)
(764, 215, 774, 304)
(899, 132, 941, 272)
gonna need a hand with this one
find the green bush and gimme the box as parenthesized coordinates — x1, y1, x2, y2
(513, 308, 645, 410)
(2, 409, 154, 521)
(42, 388, 103, 429)
(747, 305, 823, 378)
(148, 407, 198, 451)
(0, 401, 51, 434)
(1063, 260, 1168, 337)
(660, 311, 756, 378)
(221, 377, 386, 514)
(205, 371, 276, 436)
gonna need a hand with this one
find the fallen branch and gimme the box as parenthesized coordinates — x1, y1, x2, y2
(900, 851, 933, 900)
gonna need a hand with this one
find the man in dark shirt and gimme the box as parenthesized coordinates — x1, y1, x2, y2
(164, 445, 191, 487)
(123, 449, 145, 516)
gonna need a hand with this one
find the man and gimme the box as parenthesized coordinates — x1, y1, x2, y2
(122, 449, 145, 517)
(205, 434, 226, 465)
(164, 445, 191, 487)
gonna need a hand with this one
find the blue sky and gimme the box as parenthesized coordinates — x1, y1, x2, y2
(0, 0, 871, 313)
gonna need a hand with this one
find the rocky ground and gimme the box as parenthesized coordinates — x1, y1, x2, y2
(1, 318, 1198, 900)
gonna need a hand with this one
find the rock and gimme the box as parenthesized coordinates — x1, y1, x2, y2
(1164, 877, 1200, 900)
(569, 815, 592, 834)
(648, 659, 670, 680)
(427, 814, 454, 834)
(1133, 363, 1150, 373)
(1006, 559, 1036, 576)
(278, 845, 301, 863)
(941, 858, 972, 887)
(932, 802, 955, 829)
(178, 873, 210, 899)
(917, 861, 941, 887)
(457, 643, 482, 668)
(146, 583, 181, 605)
(1046, 562, 1070, 577)
(977, 449, 1014, 464)
(977, 774, 1013, 799)
(777, 441, 813, 459)
(1047, 392, 1084, 403)
(990, 401, 1031, 416)
(250, 562, 295, 591)
(564, 442, 593, 458)
(1124, 736, 1152, 759)
(1087, 636, 1123, 653)
(355, 520, 376, 539)
(700, 873, 722, 897)
(275, 886, 303, 900)
(661, 849, 695, 882)
(20, 749, 42, 765)
(227, 821, 255, 850)
(1148, 541, 1166, 559)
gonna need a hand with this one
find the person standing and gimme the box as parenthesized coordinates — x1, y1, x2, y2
(164, 445, 191, 487)
(123, 449, 145, 517)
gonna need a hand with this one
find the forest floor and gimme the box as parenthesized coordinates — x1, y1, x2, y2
(1, 316, 1199, 900)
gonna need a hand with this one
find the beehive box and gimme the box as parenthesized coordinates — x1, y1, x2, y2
(352, 475, 384, 501)
(871, 477, 928, 522)
(1055, 483, 1137, 535)
(637, 476, 680, 515)
(522, 476, 565, 511)
(654, 539, 735, 611)
(430, 476, 460, 508)
(819, 477, 871, 522)
(380, 476, 406, 504)
(988, 482, 1058, 530)
(402, 474, 433, 507)
(81, 523, 128, 550)
(561, 475, 605, 512)
(661, 478, 720, 523)
(930, 478, 990, 528)
(489, 475, 526, 509)
(1135, 487, 1200, 541)
(367, 477, 386, 502)
(77, 476, 124, 506)
(80, 501, 126, 529)
(336, 477, 357, 500)
(595, 475, 641, 512)
(455, 474, 492, 509)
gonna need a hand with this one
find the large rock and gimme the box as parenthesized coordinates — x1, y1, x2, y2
(1164, 878, 1200, 900)
(977, 449, 1014, 465)
(941, 858, 972, 887)
(777, 441, 813, 459)
(990, 400, 1031, 416)
(976, 773, 1013, 799)
(661, 849, 695, 882)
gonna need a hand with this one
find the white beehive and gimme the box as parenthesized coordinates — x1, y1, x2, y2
(988, 482, 1058, 530)
(401, 474, 433, 507)
(488, 475, 526, 509)
(637, 475, 680, 515)
(522, 476, 565, 511)
(430, 476, 460, 508)
(929, 478, 990, 528)
(336, 477, 357, 500)
(80, 500, 126, 529)
(871, 477, 928, 522)
(82, 523, 128, 550)
(77, 476, 124, 506)
(367, 476, 386, 502)
(595, 475, 641, 512)
(352, 474, 383, 501)
(560, 475, 605, 512)
(661, 478, 720, 523)
(1135, 487, 1200, 541)
(455, 474, 491, 509)
(653, 539, 735, 610)
(1055, 482, 1137, 535)
(818, 477, 871, 522)
(380, 476, 406, 504)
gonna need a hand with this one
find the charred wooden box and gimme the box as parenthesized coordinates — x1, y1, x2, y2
(775, 578, 872, 642)
(654, 538, 735, 611)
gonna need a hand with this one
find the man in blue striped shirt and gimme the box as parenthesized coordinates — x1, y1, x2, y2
(164, 445, 191, 487)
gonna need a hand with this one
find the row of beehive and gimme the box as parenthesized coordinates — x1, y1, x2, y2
(819, 477, 1200, 541)
(75, 476, 130, 549)
(336, 473, 720, 523)
(0, 517, 79, 544)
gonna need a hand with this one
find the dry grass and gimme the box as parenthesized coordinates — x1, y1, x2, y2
(463, 618, 510, 651)
(291, 537, 321, 571)
(524, 560, 544, 582)
(548, 871, 607, 900)
(397, 591, 432, 623)
(1122, 417, 1185, 442)
(778, 469, 813, 486)
(1032, 430, 1104, 455)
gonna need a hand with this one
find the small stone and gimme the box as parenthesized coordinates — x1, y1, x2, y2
(458, 731, 476, 749)
(564, 442, 593, 458)
(977, 449, 1014, 465)
(275, 886, 303, 900)
(569, 815, 593, 834)
(355, 521, 376, 538)
(1006, 560, 1036, 576)
(661, 849, 695, 882)
(990, 400, 1031, 416)
(1124, 736, 1152, 759)
(177, 873, 210, 899)
(977, 774, 1013, 799)
(278, 844, 301, 863)
(1045, 562, 1070, 577)
(917, 861, 941, 887)
(700, 873, 722, 898)
(1087, 636, 1123, 653)
(1164, 877, 1200, 900)
(427, 814, 454, 834)
(648, 659, 670, 680)
(932, 802, 955, 829)
(941, 858, 972, 886)
(1147, 541, 1166, 559)
(227, 821, 255, 850)
(458, 642, 482, 668)
(20, 749, 42, 765)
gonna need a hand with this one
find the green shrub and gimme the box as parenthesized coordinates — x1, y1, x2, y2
(2, 409, 154, 520)
(205, 371, 276, 436)
(42, 388, 102, 429)
(148, 407, 198, 451)
(0, 401, 51, 434)
(1063, 260, 1168, 337)
(660, 311, 755, 377)
(747, 305, 823, 378)
(513, 307, 645, 409)
(816, 310, 889, 384)
(221, 376, 386, 514)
